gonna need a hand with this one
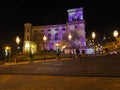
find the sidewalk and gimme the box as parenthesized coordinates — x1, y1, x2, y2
(1, 57, 71, 66)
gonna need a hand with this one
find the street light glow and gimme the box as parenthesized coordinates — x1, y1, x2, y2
(68, 33, 72, 40)
(92, 32, 96, 39)
(43, 35, 47, 42)
(5, 46, 9, 50)
(16, 36, 20, 45)
(113, 30, 119, 38)
(25, 42, 30, 48)
(43, 35, 47, 60)
(56, 43, 59, 46)
(4, 46, 11, 62)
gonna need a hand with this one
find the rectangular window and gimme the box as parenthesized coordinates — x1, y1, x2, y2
(55, 29, 58, 31)
(26, 36, 29, 40)
(62, 33, 66, 40)
(48, 29, 51, 31)
(62, 28, 66, 30)
(75, 26, 77, 28)
(48, 33, 51, 40)
(41, 30, 44, 32)
(34, 30, 37, 32)
(55, 33, 59, 40)
(27, 28, 29, 32)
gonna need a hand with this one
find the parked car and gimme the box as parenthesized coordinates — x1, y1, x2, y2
(109, 51, 117, 54)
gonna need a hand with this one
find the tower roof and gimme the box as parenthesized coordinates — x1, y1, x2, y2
(67, 7, 83, 13)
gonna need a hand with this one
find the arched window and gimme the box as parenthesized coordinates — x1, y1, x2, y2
(48, 33, 51, 40)
(62, 28, 66, 31)
(62, 33, 66, 40)
(27, 28, 29, 32)
(26, 36, 29, 40)
(55, 33, 59, 40)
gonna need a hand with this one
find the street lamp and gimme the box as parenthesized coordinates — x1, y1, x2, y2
(68, 33, 72, 40)
(5, 46, 11, 63)
(30, 45, 34, 62)
(43, 35, 47, 42)
(113, 30, 118, 38)
(92, 31, 96, 55)
(68, 33, 72, 57)
(113, 30, 119, 51)
(92, 32, 96, 40)
(43, 35, 47, 60)
(16, 36, 20, 54)
(56, 43, 60, 58)
(15, 36, 20, 63)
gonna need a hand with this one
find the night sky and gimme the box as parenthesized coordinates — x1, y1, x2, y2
(0, 0, 120, 47)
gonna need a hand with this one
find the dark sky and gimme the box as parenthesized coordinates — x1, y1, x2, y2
(0, 0, 120, 46)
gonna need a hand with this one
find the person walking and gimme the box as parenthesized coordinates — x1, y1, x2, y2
(76, 48, 80, 57)
(56, 48, 60, 59)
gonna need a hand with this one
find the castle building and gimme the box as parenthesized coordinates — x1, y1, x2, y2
(23, 7, 86, 54)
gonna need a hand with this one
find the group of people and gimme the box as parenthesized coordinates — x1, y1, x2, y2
(56, 48, 83, 58)
(76, 48, 86, 57)
(29, 48, 84, 59)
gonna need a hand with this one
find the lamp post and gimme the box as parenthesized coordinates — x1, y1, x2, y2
(92, 31, 96, 55)
(113, 30, 118, 38)
(43, 35, 47, 60)
(56, 43, 60, 59)
(92, 32, 96, 40)
(5, 46, 11, 63)
(113, 30, 118, 51)
(16, 36, 20, 54)
(30, 45, 34, 62)
(68, 33, 72, 57)
(15, 36, 20, 63)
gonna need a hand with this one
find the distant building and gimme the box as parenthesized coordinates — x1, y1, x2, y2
(102, 37, 120, 52)
(23, 7, 86, 54)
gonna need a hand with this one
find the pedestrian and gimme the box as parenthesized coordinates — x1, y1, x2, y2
(81, 50, 85, 57)
(56, 48, 60, 59)
(76, 48, 80, 57)
(30, 53, 33, 62)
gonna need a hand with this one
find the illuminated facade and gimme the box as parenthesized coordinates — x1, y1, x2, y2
(23, 7, 86, 54)
(102, 37, 120, 52)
